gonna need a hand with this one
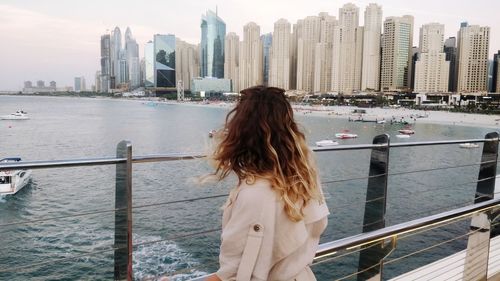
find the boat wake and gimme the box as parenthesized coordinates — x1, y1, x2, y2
(133, 234, 207, 281)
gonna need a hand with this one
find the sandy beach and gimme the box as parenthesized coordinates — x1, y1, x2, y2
(169, 101, 500, 129)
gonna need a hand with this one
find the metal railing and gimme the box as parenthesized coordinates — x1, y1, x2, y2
(0, 133, 499, 280)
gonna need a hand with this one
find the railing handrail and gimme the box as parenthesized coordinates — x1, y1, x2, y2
(315, 197, 500, 258)
(0, 137, 496, 170)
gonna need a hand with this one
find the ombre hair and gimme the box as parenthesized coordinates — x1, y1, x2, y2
(212, 85, 322, 222)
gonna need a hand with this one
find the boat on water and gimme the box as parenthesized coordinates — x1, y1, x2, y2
(1, 110, 29, 120)
(0, 158, 32, 195)
(396, 134, 411, 138)
(335, 130, 358, 139)
(208, 130, 217, 138)
(315, 140, 339, 147)
(459, 143, 479, 149)
(398, 128, 415, 135)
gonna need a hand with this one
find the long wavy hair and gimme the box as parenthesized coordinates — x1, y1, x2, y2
(212, 85, 322, 222)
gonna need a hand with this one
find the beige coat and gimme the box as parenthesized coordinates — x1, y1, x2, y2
(216, 178, 329, 281)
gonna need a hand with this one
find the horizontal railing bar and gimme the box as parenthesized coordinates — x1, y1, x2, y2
(1, 138, 495, 170)
(315, 198, 500, 258)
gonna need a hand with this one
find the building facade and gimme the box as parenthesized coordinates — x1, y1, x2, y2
(296, 16, 321, 92)
(492, 51, 500, 93)
(238, 22, 263, 90)
(154, 34, 176, 88)
(380, 15, 414, 92)
(261, 33, 272, 86)
(332, 4, 363, 94)
(224, 32, 240, 92)
(176, 39, 199, 91)
(361, 3, 382, 91)
(100, 34, 111, 93)
(314, 12, 337, 93)
(414, 23, 449, 93)
(456, 23, 490, 93)
(444, 37, 457, 92)
(269, 19, 292, 90)
(144, 41, 155, 87)
(200, 10, 226, 78)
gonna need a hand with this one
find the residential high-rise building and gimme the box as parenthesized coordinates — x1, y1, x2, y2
(110, 27, 122, 88)
(261, 33, 272, 86)
(224, 32, 240, 92)
(361, 3, 382, 91)
(456, 22, 490, 93)
(410, 46, 419, 90)
(176, 39, 199, 91)
(269, 19, 292, 90)
(24, 81, 32, 88)
(296, 16, 321, 92)
(200, 10, 226, 78)
(154, 34, 176, 88)
(380, 15, 414, 92)
(314, 13, 337, 93)
(49, 81, 56, 88)
(492, 51, 500, 93)
(36, 80, 45, 87)
(100, 34, 111, 93)
(74, 77, 85, 92)
(95, 71, 101, 92)
(239, 22, 263, 90)
(414, 23, 449, 93)
(125, 27, 141, 89)
(144, 41, 155, 87)
(331, 3, 363, 94)
(444, 37, 457, 92)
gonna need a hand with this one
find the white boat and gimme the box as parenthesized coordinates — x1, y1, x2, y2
(315, 140, 339, 147)
(396, 134, 411, 138)
(398, 129, 415, 135)
(0, 158, 32, 195)
(1, 110, 29, 120)
(459, 143, 479, 149)
(376, 120, 386, 124)
(335, 132, 358, 139)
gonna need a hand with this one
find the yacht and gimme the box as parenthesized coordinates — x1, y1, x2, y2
(398, 128, 415, 135)
(315, 140, 340, 147)
(0, 158, 32, 195)
(1, 110, 29, 120)
(335, 130, 358, 139)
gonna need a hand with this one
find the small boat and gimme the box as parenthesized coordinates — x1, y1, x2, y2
(376, 120, 386, 124)
(0, 158, 32, 195)
(335, 130, 358, 139)
(315, 140, 339, 147)
(396, 134, 411, 138)
(1, 110, 29, 120)
(208, 130, 217, 138)
(398, 129, 415, 135)
(459, 143, 479, 149)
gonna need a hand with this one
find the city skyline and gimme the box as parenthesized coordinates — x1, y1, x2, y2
(1, 0, 500, 90)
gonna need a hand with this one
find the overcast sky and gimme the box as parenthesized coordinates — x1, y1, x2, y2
(1, 0, 499, 91)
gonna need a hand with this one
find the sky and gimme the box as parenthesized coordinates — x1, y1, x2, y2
(1, 0, 499, 91)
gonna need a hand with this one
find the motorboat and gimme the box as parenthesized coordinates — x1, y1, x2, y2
(376, 120, 386, 124)
(1, 110, 29, 120)
(315, 140, 339, 147)
(398, 129, 415, 135)
(335, 130, 358, 139)
(396, 134, 411, 138)
(459, 143, 479, 149)
(0, 158, 32, 195)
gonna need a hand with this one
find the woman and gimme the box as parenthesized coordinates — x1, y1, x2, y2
(206, 86, 329, 281)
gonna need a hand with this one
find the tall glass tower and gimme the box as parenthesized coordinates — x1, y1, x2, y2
(200, 10, 226, 78)
(154, 34, 176, 88)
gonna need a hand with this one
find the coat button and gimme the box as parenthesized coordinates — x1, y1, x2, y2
(253, 224, 261, 232)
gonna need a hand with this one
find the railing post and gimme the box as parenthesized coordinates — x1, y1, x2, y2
(463, 132, 498, 281)
(114, 141, 133, 281)
(357, 134, 390, 281)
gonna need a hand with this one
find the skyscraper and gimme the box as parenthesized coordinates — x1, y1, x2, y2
(200, 10, 226, 78)
(125, 27, 141, 89)
(444, 37, 457, 92)
(414, 23, 449, 93)
(100, 34, 111, 93)
(239, 22, 263, 90)
(261, 33, 272, 86)
(269, 19, 292, 90)
(361, 3, 382, 91)
(331, 3, 364, 94)
(456, 23, 490, 93)
(154, 34, 176, 88)
(296, 16, 321, 92)
(176, 39, 199, 90)
(314, 13, 337, 93)
(110, 27, 122, 88)
(224, 32, 240, 92)
(144, 41, 155, 87)
(492, 51, 500, 93)
(381, 15, 414, 92)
